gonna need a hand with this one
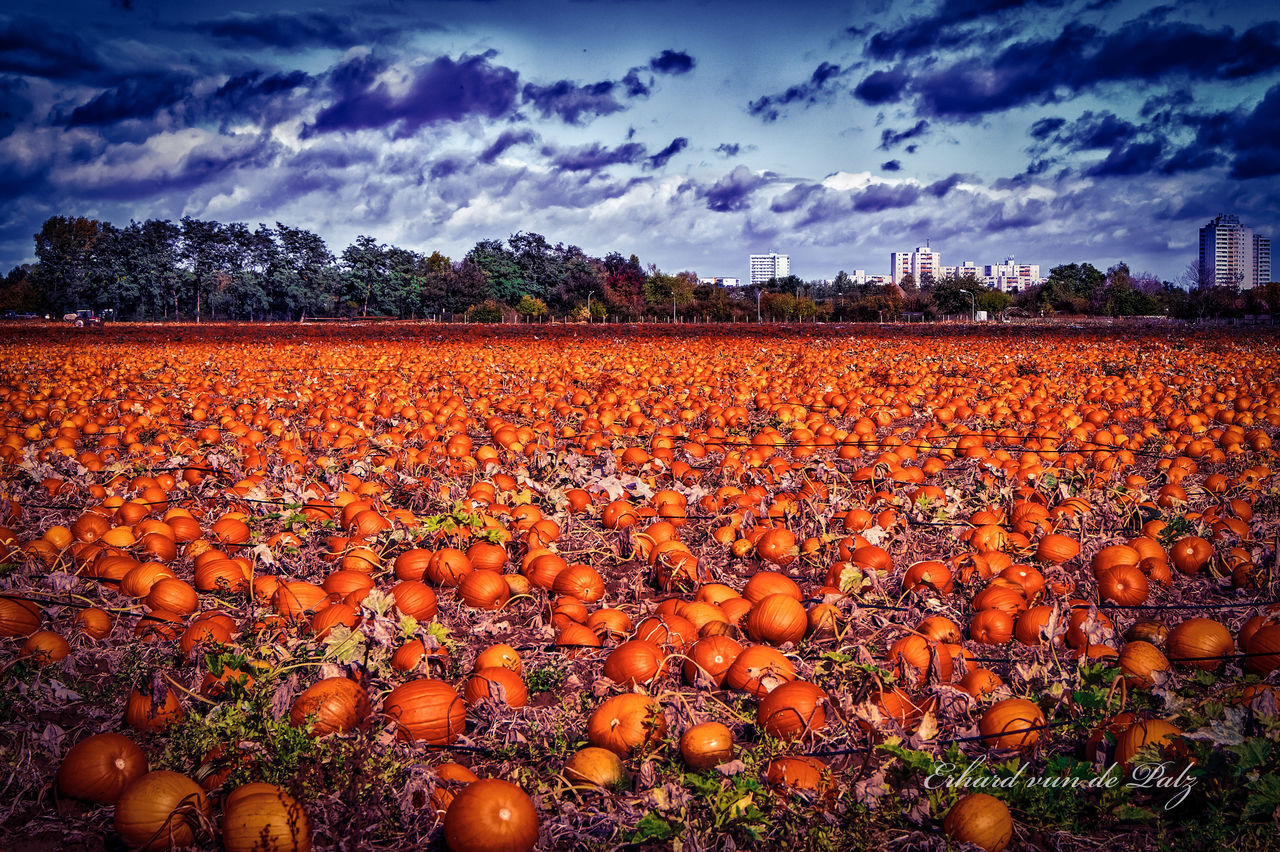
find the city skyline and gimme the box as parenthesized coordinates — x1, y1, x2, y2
(1, 0, 1278, 285)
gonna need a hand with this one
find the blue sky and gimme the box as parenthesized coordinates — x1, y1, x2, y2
(2, 0, 1277, 283)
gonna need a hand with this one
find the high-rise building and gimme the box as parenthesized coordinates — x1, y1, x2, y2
(1199, 214, 1271, 288)
(749, 252, 790, 285)
(890, 246, 940, 285)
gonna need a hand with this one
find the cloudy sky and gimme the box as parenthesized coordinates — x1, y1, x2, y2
(2, 0, 1278, 283)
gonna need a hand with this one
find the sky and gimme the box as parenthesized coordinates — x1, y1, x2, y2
(2, 0, 1278, 284)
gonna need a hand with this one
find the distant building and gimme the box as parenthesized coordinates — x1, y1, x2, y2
(937, 258, 1043, 293)
(700, 276, 742, 287)
(890, 246, 940, 285)
(1199, 214, 1271, 288)
(749, 252, 790, 285)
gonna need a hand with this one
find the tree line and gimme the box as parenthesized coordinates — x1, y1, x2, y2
(2, 215, 1276, 322)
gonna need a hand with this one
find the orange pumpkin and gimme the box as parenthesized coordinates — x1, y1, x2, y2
(978, 698, 1045, 750)
(679, 722, 734, 770)
(757, 681, 827, 740)
(587, 694, 666, 757)
(113, 771, 210, 852)
(58, 733, 148, 804)
(443, 778, 539, 852)
(384, 679, 467, 744)
(943, 793, 1013, 852)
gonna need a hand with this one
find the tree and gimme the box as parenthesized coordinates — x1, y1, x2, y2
(601, 252, 645, 318)
(515, 294, 548, 320)
(1039, 262, 1105, 314)
(31, 216, 105, 313)
(466, 239, 524, 305)
(341, 235, 388, 317)
(644, 267, 696, 318)
(0, 266, 38, 313)
(179, 216, 231, 322)
(273, 223, 337, 320)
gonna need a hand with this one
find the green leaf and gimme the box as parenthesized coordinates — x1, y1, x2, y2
(631, 812, 677, 842)
(1244, 774, 1280, 819)
(1229, 737, 1273, 773)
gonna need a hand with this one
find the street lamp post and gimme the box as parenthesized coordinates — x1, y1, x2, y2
(756, 289, 762, 322)
(587, 292, 592, 323)
(963, 289, 975, 322)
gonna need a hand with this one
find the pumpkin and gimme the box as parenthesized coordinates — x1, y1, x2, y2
(1118, 641, 1170, 688)
(390, 580, 439, 620)
(755, 527, 798, 566)
(757, 681, 827, 740)
(1114, 718, 1184, 767)
(970, 610, 1014, 645)
(552, 564, 606, 603)
(902, 560, 954, 594)
(1013, 606, 1054, 646)
(725, 644, 797, 696)
(429, 763, 479, 813)
(223, 782, 310, 852)
(146, 578, 198, 615)
(959, 668, 1004, 700)
(58, 732, 148, 804)
(75, 606, 113, 640)
(564, 747, 627, 789)
(113, 770, 210, 851)
(979, 698, 1045, 750)
(426, 548, 473, 587)
(459, 570, 511, 610)
(868, 687, 936, 730)
(742, 571, 801, 603)
(917, 616, 962, 644)
(683, 635, 744, 687)
(463, 667, 528, 708)
(943, 793, 1013, 852)
(766, 756, 832, 797)
(1091, 544, 1140, 577)
(1243, 624, 1280, 675)
(443, 778, 539, 852)
(125, 683, 184, 732)
(394, 548, 433, 581)
(0, 596, 41, 637)
(1169, 535, 1213, 575)
(1035, 533, 1079, 565)
(679, 722, 734, 770)
(466, 541, 508, 572)
(21, 629, 70, 664)
(888, 635, 950, 687)
(289, 677, 371, 735)
(475, 643, 523, 675)
(745, 593, 807, 645)
(1097, 564, 1149, 606)
(587, 694, 666, 757)
(603, 640, 668, 686)
(1166, 618, 1233, 670)
(384, 679, 467, 744)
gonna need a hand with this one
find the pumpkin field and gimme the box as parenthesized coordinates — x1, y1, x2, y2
(1, 321, 1278, 852)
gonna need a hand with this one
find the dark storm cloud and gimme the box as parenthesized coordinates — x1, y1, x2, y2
(703, 165, 770, 212)
(714, 143, 740, 157)
(522, 79, 625, 125)
(769, 182, 822, 213)
(65, 74, 192, 126)
(72, 136, 277, 201)
(904, 20, 1280, 119)
(429, 156, 467, 180)
(309, 53, 519, 136)
(191, 11, 409, 49)
(1225, 83, 1280, 179)
(479, 128, 537, 164)
(0, 16, 103, 80)
(747, 62, 847, 122)
(926, 173, 965, 197)
(865, 0, 1068, 60)
(881, 160, 902, 171)
(0, 75, 32, 137)
(878, 119, 928, 150)
(547, 141, 647, 172)
(853, 66, 908, 105)
(985, 199, 1048, 231)
(649, 50, 695, 75)
(851, 182, 920, 212)
(644, 137, 687, 170)
(1028, 117, 1066, 140)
